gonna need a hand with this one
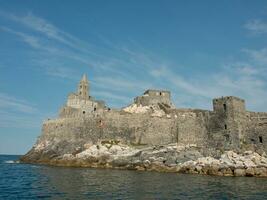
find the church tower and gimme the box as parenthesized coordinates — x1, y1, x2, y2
(77, 74, 89, 99)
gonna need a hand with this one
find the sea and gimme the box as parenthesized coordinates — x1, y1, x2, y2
(0, 155, 267, 200)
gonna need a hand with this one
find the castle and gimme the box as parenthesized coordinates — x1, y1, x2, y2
(41, 74, 267, 155)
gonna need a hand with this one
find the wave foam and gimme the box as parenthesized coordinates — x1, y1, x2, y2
(4, 160, 19, 164)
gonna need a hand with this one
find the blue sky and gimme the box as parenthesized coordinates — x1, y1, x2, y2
(1, 0, 267, 155)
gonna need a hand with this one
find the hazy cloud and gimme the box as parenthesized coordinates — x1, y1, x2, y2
(0, 93, 37, 114)
(1, 11, 267, 112)
(244, 19, 267, 34)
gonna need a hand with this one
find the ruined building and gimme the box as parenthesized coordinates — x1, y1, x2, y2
(41, 74, 267, 155)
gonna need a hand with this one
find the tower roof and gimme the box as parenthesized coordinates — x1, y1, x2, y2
(80, 74, 88, 82)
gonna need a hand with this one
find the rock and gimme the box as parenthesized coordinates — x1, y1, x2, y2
(221, 167, 233, 176)
(245, 167, 255, 176)
(207, 164, 220, 176)
(195, 165, 202, 173)
(244, 151, 253, 155)
(83, 142, 93, 149)
(243, 160, 256, 168)
(62, 154, 75, 160)
(108, 145, 122, 154)
(254, 167, 267, 177)
(135, 166, 145, 171)
(143, 160, 151, 168)
(123, 104, 150, 114)
(234, 161, 244, 168)
(234, 168, 246, 176)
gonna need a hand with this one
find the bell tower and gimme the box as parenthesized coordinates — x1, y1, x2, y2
(78, 74, 89, 99)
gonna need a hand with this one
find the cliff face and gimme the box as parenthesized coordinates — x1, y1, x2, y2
(20, 75, 267, 177)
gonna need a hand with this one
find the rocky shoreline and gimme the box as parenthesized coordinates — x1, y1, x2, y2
(20, 143, 267, 177)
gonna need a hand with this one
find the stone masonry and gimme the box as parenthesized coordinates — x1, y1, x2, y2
(38, 74, 267, 157)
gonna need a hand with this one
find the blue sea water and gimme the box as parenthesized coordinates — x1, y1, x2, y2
(0, 155, 267, 199)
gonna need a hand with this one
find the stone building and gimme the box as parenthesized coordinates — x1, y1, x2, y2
(41, 74, 267, 156)
(134, 89, 173, 107)
(59, 74, 105, 118)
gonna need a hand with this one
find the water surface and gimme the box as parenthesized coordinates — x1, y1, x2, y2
(0, 155, 266, 199)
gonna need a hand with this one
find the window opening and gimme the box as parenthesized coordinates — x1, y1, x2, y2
(259, 136, 263, 143)
(223, 103, 227, 112)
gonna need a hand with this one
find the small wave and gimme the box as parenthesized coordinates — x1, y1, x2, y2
(4, 160, 20, 164)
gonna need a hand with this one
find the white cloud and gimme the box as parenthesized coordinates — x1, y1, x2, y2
(91, 91, 131, 106)
(243, 48, 267, 66)
(0, 93, 37, 114)
(0, 26, 41, 48)
(0, 110, 40, 128)
(44, 66, 81, 80)
(1, 11, 74, 48)
(244, 19, 267, 34)
(1, 11, 267, 112)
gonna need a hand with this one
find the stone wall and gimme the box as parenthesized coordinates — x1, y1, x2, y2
(40, 107, 212, 155)
(242, 111, 267, 153)
(36, 77, 267, 157)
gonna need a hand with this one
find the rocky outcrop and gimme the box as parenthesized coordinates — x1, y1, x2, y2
(20, 142, 267, 177)
(177, 151, 267, 177)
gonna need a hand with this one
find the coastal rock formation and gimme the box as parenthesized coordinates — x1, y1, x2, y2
(21, 142, 267, 177)
(178, 150, 267, 177)
(21, 74, 267, 177)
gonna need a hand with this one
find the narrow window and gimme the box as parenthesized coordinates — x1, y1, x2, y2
(94, 107, 97, 111)
(223, 103, 227, 112)
(259, 136, 263, 143)
(83, 111, 85, 114)
(224, 124, 227, 130)
(159, 92, 162, 96)
(80, 92, 82, 95)
(80, 85, 82, 88)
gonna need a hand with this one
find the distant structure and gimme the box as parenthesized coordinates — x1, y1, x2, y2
(134, 89, 173, 107)
(42, 74, 267, 155)
(59, 74, 105, 118)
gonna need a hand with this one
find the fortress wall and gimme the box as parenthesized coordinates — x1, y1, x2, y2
(40, 108, 212, 155)
(99, 111, 176, 145)
(33, 74, 267, 157)
(242, 111, 267, 153)
(39, 105, 267, 156)
(172, 110, 209, 147)
(134, 95, 171, 106)
(207, 112, 235, 151)
(39, 111, 176, 153)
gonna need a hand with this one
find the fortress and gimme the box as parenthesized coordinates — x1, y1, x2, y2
(39, 74, 267, 156)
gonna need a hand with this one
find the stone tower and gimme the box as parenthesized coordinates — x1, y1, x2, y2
(78, 74, 89, 99)
(212, 96, 246, 150)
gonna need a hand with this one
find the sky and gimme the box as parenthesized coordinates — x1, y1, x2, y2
(0, 0, 267, 155)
